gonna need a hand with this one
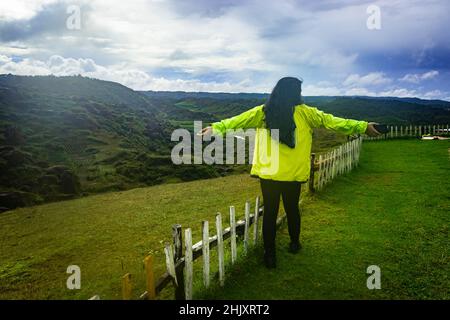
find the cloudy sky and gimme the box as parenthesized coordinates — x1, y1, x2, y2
(0, 0, 449, 100)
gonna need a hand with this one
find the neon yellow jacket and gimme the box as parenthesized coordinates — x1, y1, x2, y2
(211, 104, 368, 182)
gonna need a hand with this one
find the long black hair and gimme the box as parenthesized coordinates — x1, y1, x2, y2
(263, 77, 303, 148)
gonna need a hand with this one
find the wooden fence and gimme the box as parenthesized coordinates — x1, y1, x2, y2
(364, 124, 449, 141)
(309, 136, 363, 192)
(93, 196, 283, 300)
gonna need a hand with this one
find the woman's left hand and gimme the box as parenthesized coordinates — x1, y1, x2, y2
(366, 122, 381, 137)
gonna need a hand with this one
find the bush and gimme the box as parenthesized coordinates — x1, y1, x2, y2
(0, 191, 42, 211)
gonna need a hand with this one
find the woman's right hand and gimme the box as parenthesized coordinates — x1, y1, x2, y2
(197, 126, 212, 136)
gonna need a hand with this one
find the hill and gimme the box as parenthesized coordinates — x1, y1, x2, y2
(309, 96, 450, 125)
(0, 75, 246, 210)
(1, 75, 449, 211)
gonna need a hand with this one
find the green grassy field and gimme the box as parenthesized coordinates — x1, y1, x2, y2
(0, 174, 261, 299)
(1, 139, 448, 300)
(200, 139, 450, 299)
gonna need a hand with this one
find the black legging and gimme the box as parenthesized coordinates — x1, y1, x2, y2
(260, 178, 302, 252)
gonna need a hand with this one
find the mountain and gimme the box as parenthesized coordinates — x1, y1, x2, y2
(143, 90, 269, 100)
(303, 96, 450, 124)
(0, 75, 218, 210)
(1, 75, 449, 211)
(142, 91, 450, 126)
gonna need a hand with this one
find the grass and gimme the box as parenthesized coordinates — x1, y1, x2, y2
(0, 174, 261, 299)
(1, 139, 448, 300)
(200, 139, 450, 299)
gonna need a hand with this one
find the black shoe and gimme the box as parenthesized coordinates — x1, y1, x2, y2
(264, 250, 276, 269)
(288, 241, 302, 254)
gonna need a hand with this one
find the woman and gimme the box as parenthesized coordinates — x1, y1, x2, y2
(199, 77, 381, 268)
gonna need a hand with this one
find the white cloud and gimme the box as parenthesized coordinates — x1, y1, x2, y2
(399, 70, 439, 83)
(378, 88, 418, 97)
(2, 54, 447, 99)
(0, 0, 59, 21)
(303, 84, 341, 96)
(343, 72, 392, 87)
(0, 54, 259, 92)
(423, 89, 443, 99)
(344, 87, 377, 96)
(421, 70, 439, 80)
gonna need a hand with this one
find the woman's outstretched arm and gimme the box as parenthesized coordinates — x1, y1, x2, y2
(303, 106, 381, 137)
(198, 104, 265, 136)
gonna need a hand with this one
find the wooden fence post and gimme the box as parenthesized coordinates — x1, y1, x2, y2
(349, 141, 353, 170)
(358, 137, 363, 164)
(230, 206, 237, 264)
(122, 273, 132, 300)
(327, 151, 331, 182)
(172, 224, 185, 300)
(318, 154, 323, 190)
(326, 151, 330, 185)
(335, 148, 339, 177)
(164, 243, 177, 285)
(184, 228, 193, 300)
(309, 153, 316, 193)
(331, 150, 336, 179)
(144, 256, 156, 300)
(346, 142, 349, 172)
(244, 202, 250, 254)
(202, 220, 210, 288)
(253, 196, 260, 245)
(345, 142, 349, 172)
(216, 213, 225, 287)
(349, 140, 353, 169)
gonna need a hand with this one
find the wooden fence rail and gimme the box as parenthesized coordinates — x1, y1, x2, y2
(363, 124, 449, 141)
